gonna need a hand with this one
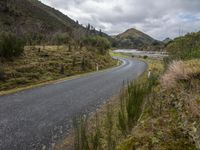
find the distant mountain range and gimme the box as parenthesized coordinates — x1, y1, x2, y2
(113, 28, 164, 50)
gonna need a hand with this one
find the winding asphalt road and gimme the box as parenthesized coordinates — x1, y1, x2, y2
(0, 57, 147, 150)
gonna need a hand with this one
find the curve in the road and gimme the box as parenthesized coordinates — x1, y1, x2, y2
(0, 57, 147, 150)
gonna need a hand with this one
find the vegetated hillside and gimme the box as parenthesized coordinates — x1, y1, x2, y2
(165, 31, 200, 59)
(0, 0, 107, 44)
(0, 45, 116, 91)
(113, 28, 164, 51)
(163, 37, 172, 44)
(0, 0, 116, 91)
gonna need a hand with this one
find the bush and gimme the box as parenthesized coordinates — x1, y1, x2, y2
(0, 67, 5, 81)
(0, 32, 25, 58)
(166, 31, 200, 60)
(143, 55, 148, 59)
(83, 36, 111, 54)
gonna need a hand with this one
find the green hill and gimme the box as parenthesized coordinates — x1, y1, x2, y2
(165, 31, 200, 59)
(163, 37, 172, 44)
(113, 28, 164, 50)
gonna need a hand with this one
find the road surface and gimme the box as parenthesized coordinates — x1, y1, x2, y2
(0, 57, 147, 150)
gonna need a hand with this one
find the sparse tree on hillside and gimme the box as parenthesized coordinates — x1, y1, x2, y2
(99, 29, 103, 36)
(87, 24, 91, 31)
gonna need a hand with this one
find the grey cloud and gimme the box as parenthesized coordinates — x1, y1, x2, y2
(41, 0, 200, 40)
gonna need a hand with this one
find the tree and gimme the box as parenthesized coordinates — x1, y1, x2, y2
(87, 24, 91, 31)
(99, 29, 103, 36)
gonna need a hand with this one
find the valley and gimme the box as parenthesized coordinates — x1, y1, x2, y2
(0, 0, 200, 150)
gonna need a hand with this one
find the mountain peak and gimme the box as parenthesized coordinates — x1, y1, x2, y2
(114, 27, 163, 50)
(117, 28, 151, 39)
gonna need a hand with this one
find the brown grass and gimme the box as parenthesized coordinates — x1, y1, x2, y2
(0, 45, 116, 92)
(161, 59, 200, 88)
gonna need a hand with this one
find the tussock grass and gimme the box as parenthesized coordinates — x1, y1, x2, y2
(161, 59, 200, 88)
(118, 73, 157, 135)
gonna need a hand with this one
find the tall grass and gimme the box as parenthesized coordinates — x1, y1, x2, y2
(73, 74, 158, 149)
(118, 74, 157, 134)
(73, 113, 103, 150)
(105, 104, 116, 150)
(118, 86, 128, 136)
(90, 113, 102, 150)
(73, 115, 90, 150)
(73, 106, 116, 150)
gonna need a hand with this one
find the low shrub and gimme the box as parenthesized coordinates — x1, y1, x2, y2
(83, 36, 111, 54)
(0, 32, 25, 58)
(143, 55, 148, 59)
(0, 67, 5, 81)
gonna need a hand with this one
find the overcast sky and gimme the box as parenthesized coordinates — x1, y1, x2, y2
(40, 0, 200, 40)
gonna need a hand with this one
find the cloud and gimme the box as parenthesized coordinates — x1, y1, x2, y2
(40, 0, 200, 40)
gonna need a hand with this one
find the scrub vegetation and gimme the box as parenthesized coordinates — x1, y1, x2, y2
(0, 43, 115, 92)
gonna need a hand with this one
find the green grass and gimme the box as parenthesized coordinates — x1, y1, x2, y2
(109, 51, 130, 58)
(118, 73, 158, 135)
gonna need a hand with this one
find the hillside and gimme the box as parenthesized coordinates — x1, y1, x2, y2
(113, 28, 164, 50)
(165, 31, 200, 59)
(0, 0, 116, 92)
(0, 0, 106, 44)
(163, 37, 172, 44)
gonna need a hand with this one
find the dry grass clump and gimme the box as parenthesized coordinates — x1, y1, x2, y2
(161, 59, 200, 88)
(161, 61, 189, 88)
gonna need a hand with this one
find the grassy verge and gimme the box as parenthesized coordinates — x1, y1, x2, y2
(118, 59, 200, 149)
(109, 51, 130, 58)
(0, 45, 117, 95)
